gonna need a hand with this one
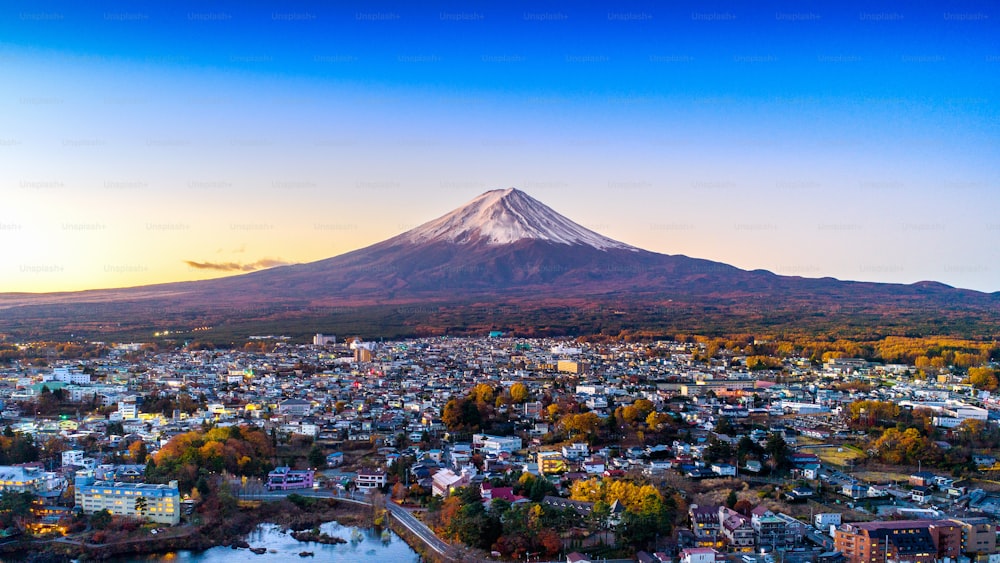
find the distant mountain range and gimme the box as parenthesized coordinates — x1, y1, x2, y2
(2, 188, 998, 340)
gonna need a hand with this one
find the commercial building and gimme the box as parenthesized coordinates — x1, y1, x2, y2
(74, 473, 180, 525)
(265, 467, 314, 491)
(0, 465, 48, 493)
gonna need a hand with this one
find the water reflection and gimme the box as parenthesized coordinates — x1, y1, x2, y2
(118, 521, 420, 562)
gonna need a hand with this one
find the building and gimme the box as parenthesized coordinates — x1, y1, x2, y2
(74, 473, 180, 525)
(355, 468, 387, 492)
(833, 520, 961, 563)
(351, 340, 375, 363)
(266, 467, 314, 491)
(689, 504, 723, 548)
(562, 442, 589, 460)
(312, 333, 336, 346)
(557, 360, 588, 374)
(326, 452, 344, 467)
(62, 450, 85, 468)
(49, 367, 91, 385)
(473, 434, 522, 455)
(117, 396, 138, 420)
(719, 507, 755, 551)
(538, 450, 566, 474)
(431, 468, 469, 497)
(815, 513, 842, 531)
(278, 398, 312, 416)
(680, 547, 720, 563)
(0, 465, 47, 493)
(950, 517, 996, 556)
(752, 507, 788, 551)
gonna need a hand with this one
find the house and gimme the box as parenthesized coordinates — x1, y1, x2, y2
(680, 547, 720, 563)
(908, 471, 936, 488)
(719, 507, 755, 551)
(842, 483, 866, 499)
(431, 468, 471, 497)
(785, 486, 814, 502)
(911, 486, 931, 503)
(711, 463, 736, 477)
(567, 552, 592, 563)
(355, 468, 387, 492)
(562, 443, 589, 460)
(279, 398, 312, 416)
(325, 452, 344, 467)
(815, 513, 842, 531)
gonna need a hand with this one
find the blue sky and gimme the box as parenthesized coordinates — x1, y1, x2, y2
(1, 0, 998, 292)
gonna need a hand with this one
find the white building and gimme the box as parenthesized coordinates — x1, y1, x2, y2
(74, 472, 180, 525)
(815, 513, 842, 530)
(118, 396, 138, 420)
(49, 367, 91, 385)
(0, 465, 48, 493)
(62, 450, 85, 468)
(562, 443, 589, 460)
(473, 434, 522, 455)
(313, 333, 336, 346)
(680, 547, 720, 563)
(355, 468, 387, 492)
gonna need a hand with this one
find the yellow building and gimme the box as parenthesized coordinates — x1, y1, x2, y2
(557, 360, 588, 374)
(538, 450, 566, 474)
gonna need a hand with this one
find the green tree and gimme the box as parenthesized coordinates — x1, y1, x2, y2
(89, 509, 113, 530)
(135, 496, 148, 518)
(308, 445, 326, 468)
(764, 432, 790, 473)
(703, 436, 734, 463)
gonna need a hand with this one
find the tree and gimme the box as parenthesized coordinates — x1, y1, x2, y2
(89, 509, 113, 530)
(967, 367, 999, 391)
(725, 490, 738, 508)
(509, 382, 529, 403)
(764, 432, 789, 473)
(560, 412, 600, 440)
(0, 490, 35, 528)
(128, 440, 148, 464)
(135, 496, 148, 518)
(703, 436, 734, 463)
(715, 416, 735, 436)
(308, 445, 326, 469)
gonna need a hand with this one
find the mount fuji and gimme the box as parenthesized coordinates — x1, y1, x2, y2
(1, 188, 998, 339)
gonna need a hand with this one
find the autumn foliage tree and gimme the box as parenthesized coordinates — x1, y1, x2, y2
(967, 367, 999, 391)
(146, 425, 274, 492)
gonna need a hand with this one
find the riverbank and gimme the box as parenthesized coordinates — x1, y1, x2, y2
(0, 497, 374, 562)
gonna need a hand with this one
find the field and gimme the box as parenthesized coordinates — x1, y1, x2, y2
(852, 470, 910, 484)
(798, 444, 867, 468)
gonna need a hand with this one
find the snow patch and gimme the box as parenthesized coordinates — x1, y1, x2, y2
(404, 188, 637, 251)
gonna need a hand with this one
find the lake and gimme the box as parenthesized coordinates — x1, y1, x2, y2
(117, 521, 421, 562)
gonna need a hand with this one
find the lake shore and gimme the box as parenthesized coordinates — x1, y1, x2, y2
(0, 497, 375, 562)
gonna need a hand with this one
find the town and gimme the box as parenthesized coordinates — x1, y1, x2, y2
(0, 333, 998, 563)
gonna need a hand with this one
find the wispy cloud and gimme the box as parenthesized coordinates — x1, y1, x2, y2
(183, 258, 290, 272)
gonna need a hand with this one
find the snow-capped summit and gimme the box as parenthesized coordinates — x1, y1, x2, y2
(402, 188, 637, 251)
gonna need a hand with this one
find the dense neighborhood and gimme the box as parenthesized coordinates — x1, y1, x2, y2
(0, 334, 999, 562)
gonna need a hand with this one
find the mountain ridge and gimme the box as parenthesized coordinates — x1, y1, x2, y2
(1, 188, 998, 339)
